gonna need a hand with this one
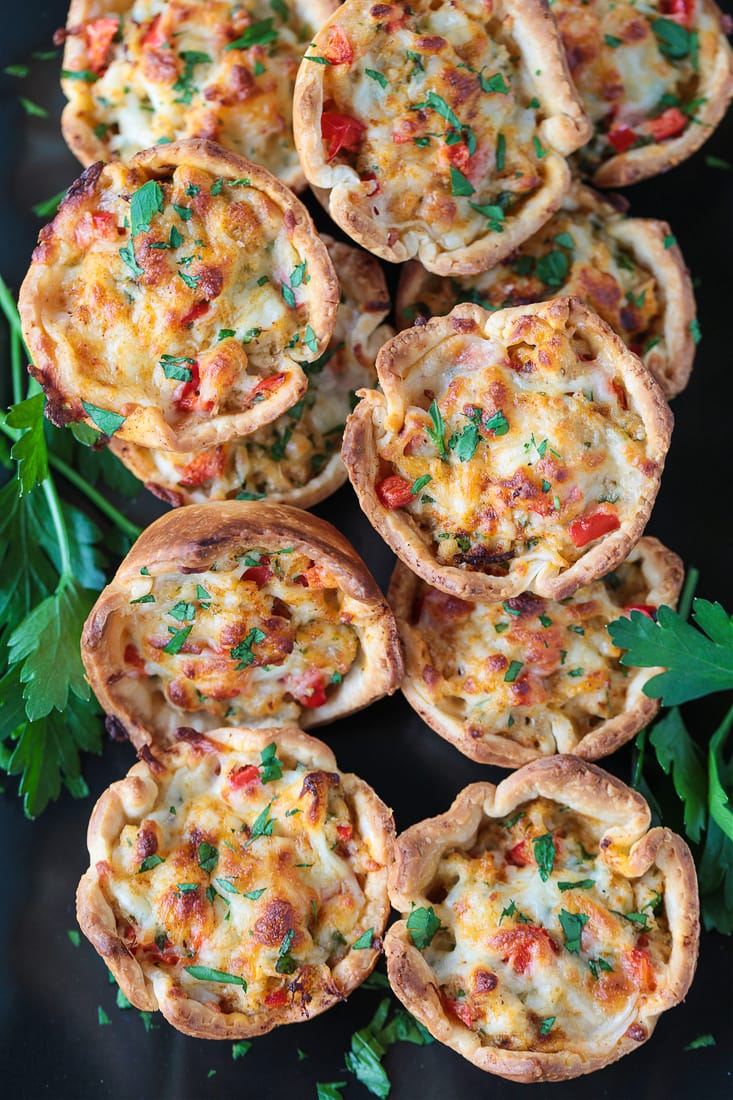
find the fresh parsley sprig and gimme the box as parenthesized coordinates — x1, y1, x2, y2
(0, 278, 141, 816)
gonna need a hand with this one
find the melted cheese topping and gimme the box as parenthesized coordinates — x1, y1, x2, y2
(121, 546, 359, 726)
(138, 246, 390, 502)
(400, 192, 666, 367)
(63, 0, 332, 185)
(377, 316, 654, 586)
(418, 798, 670, 1051)
(100, 738, 381, 1015)
(408, 556, 652, 754)
(35, 159, 326, 431)
(310, 0, 553, 250)
(553, 0, 715, 171)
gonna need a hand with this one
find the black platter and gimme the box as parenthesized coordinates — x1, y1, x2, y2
(0, 3, 732, 1097)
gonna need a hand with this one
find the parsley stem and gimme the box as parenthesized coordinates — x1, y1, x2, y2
(41, 476, 73, 577)
(0, 274, 26, 349)
(678, 565, 700, 621)
(10, 326, 23, 406)
(48, 453, 142, 541)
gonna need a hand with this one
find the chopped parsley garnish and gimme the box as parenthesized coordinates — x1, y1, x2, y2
(504, 660, 523, 683)
(412, 90, 462, 131)
(176, 882, 199, 894)
(281, 283, 296, 309)
(160, 354, 195, 382)
(533, 136, 548, 159)
(469, 201, 505, 232)
(406, 905, 441, 949)
(604, 34, 622, 48)
(275, 928, 297, 974)
(450, 166, 475, 197)
(411, 474, 432, 494)
(198, 842, 219, 874)
(178, 271, 200, 290)
(248, 800, 276, 843)
(685, 1033, 716, 1051)
(118, 243, 143, 279)
(172, 203, 193, 221)
(539, 614, 553, 628)
(232, 1040, 252, 1060)
(588, 957, 613, 980)
(536, 250, 569, 288)
(690, 318, 702, 345)
(173, 50, 212, 104)
(130, 593, 155, 604)
(169, 600, 195, 621)
(138, 854, 165, 873)
(558, 879, 594, 891)
(61, 69, 99, 82)
(243, 888, 267, 900)
(226, 18, 279, 51)
(352, 928, 375, 949)
(652, 17, 693, 60)
(230, 627, 266, 669)
(617, 909, 650, 930)
(184, 965, 247, 989)
(97, 1007, 111, 1026)
(540, 1017, 556, 1034)
(81, 402, 126, 437)
(559, 909, 589, 953)
(532, 833, 556, 882)
(425, 399, 447, 458)
(67, 929, 81, 947)
(130, 181, 163, 237)
(495, 132, 506, 172)
(554, 232, 574, 250)
(20, 98, 48, 118)
(163, 625, 192, 654)
(259, 741, 283, 783)
(365, 69, 387, 89)
(499, 900, 531, 925)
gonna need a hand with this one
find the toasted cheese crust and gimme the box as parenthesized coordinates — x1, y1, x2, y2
(77, 728, 394, 1038)
(385, 760, 699, 1081)
(342, 298, 672, 602)
(110, 238, 394, 507)
(396, 184, 696, 399)
(293, 0, 590, 274)
(389, 538, 683, 767)
(18, 140, 338, 451)
(552, 0, 733, 185)
(81, 502, 403, 747)
(61, 0, 339, 190)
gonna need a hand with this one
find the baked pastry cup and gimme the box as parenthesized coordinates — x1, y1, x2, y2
(388, 537, 683, 768)
(552, 0, 733, 187)
(109, 237, 394, 507)
(385, 757, 699, 1082)
(342, 296, 672, 602)
(292, 0, 591, 275)
(18, 139, 338, 452)
(60, 0, 339, 192)
(81, 501, 403, 748)
(395, 183, 696, 400)
(77, 726, 394, 1039)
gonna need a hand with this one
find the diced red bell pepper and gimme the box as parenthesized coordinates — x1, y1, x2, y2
(647, 107, 687, 143)
(662, 0, 696, 28)
(264, 988, 288, 1007)
(173, 363, 201, 410)
(249, 372, 287, 404)
(336, 824, 353, 842)
(443, 997, 477, 1028)
(292, 669, 328, 708)
(321, 111, 366, 161)
(376, 475, 414, 509)
(142, 14, 167, 50)
(229, 764, 261, 791)
(180, 301, 209, 328)
(568, 505, 620, 549)
(177, 447, 226, 488)
(85, 17, 119, 74)
(124, 644, 146, 673)
(506, 839, 532, 867)
(607, 125, 638, 154)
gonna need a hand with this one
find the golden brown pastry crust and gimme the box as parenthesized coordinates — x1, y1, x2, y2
(395, 184, 696, 399)
(385, 757, 699, 1082)
(81, 501, 403, 747)
(292, 0, 590, 274)
(342, 296, 673, 602)
(19, 139, 338, 451)
(77, 726, 394, 1038)
(388, 537, 684, 768)
(61, 0, 340, 192)
(108, 236, 393, 508)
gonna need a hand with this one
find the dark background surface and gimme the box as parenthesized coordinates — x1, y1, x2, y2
(0, 3, 732, 1097)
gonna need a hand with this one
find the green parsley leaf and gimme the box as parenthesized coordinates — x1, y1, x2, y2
(138, 854, 165, 873)
(281, 283, 296, 308)
(98, 1006, 111, 1026)
(588, 957, 613, 979)
(259, 741, 283, 783)
(130, 181, 164, 237)
(232, 1039, 253, 1061)
(690, 318, 702, 344)
(608, 599, 733, 706)
(469, 201, 505, 232)
(604, 34, 622, 48)
(6, 394, 48, 494)
(533, 136, 548, 158)
(411, 474, 432, 494)
(20, 97, 48, 118)
(230, 626, 266, 669)
(118, 243, 143, 279)
(352, 928, 374, 949)
(559, 909, 589, 953)
(412, 90, 462, 130)
(130, 594, 154, 605)
(540, 1017, 556, 1034)
(243, 888, 267, 900)
(536, 250, 569, 288)
(198, 841, 219, 873)
(184, 965, 247, 989)
(504, 659, 523, 683)
(485, 409, 509, 435)
(276, 928, 297, 974)
(176, 882, 199, 894)
(62, 69, 99, 82)
(317, 1085, 346, 1100)
(162, 625, 192, 654)
(81, 402, 126, 437)
(173, 50, 212, 103)
(178, 271, 200, 290)
(303, 324, 319, 354)
(32, 189, 67, 218)
(652, 17, 692, 60)
(406, 905, 441, 949)
(558, 879, 595, 892)
(67, 929, 81, 947)
(366, 68, 387, 89)
(248, 800, 276, 843)
(172, 203, 193, 221)
(685, 1033, 716, 1051)
(160, 354, 195, 382)
(448, 420, 480, 462)
(499, 900, 531, 924)
(705, 155, 731, 170)
(532, 833, 556, 882)
(647, 707, 707, 841)
(495, 131, 506, 172)
(425, 399, 447, 458)
(5, 64, 29, 77)
(226, 18, 278, 50)
(663, 234, 677, 249)
(450, 166, 475, 196)
(554, 232, 574, 250)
